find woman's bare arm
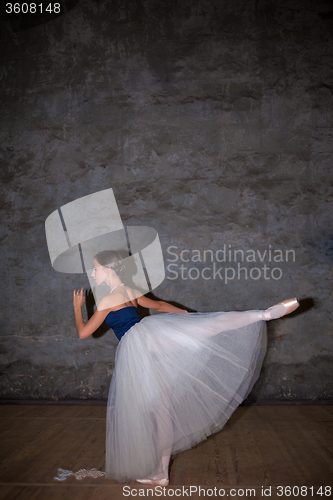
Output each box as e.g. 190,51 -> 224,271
73,288 -> 111,339
136,294 -> 188,313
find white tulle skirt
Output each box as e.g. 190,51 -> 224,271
105,310 -> 267,481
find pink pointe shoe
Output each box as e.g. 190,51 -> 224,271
136,476 -> 169,487
260,298 -> 300,321
136,466 -> 169,487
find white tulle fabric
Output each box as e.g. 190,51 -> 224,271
106,310 -> 266,481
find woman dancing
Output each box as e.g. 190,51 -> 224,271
73,250 -> 299,486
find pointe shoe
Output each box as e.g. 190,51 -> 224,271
260,298 -> 299,321
136,477 -> 169,486
136,465 -> 169,486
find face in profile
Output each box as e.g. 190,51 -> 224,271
91,259 -> 109,286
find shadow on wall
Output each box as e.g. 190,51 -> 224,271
5,0 -> 81,32
296,297 -> 314,316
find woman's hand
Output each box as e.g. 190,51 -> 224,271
73,288 -> 85,311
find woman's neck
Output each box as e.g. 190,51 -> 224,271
106,276 -> 122,290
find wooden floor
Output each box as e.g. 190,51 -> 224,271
0,404 -> 332,499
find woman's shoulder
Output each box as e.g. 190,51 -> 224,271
97,291 -> 124,311
97,288 -> 137,311
96,294 -> 112,312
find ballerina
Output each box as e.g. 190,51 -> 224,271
72,250 -> 299,486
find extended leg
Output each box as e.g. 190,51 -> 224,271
204,298 -> 299,338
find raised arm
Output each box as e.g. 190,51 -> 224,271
136,294 -> 188,313
73,288 -> 110,339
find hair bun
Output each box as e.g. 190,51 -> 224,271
114,263 -> 126,277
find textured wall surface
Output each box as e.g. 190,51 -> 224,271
0,0 -> 332,401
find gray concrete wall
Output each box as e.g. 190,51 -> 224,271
0,0 -> 332,401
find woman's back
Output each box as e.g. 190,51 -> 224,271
105,306 -> 140,341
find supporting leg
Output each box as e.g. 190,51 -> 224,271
155,400 -> 173,479
136,397 -> 173,485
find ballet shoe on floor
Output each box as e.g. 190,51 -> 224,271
260,298 -> 300,321
136,477 -> 169,486
136,465 -> 169,487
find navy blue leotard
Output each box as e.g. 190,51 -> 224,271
105,306 -> 141,341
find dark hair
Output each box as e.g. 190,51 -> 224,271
94,250 -> 126,277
